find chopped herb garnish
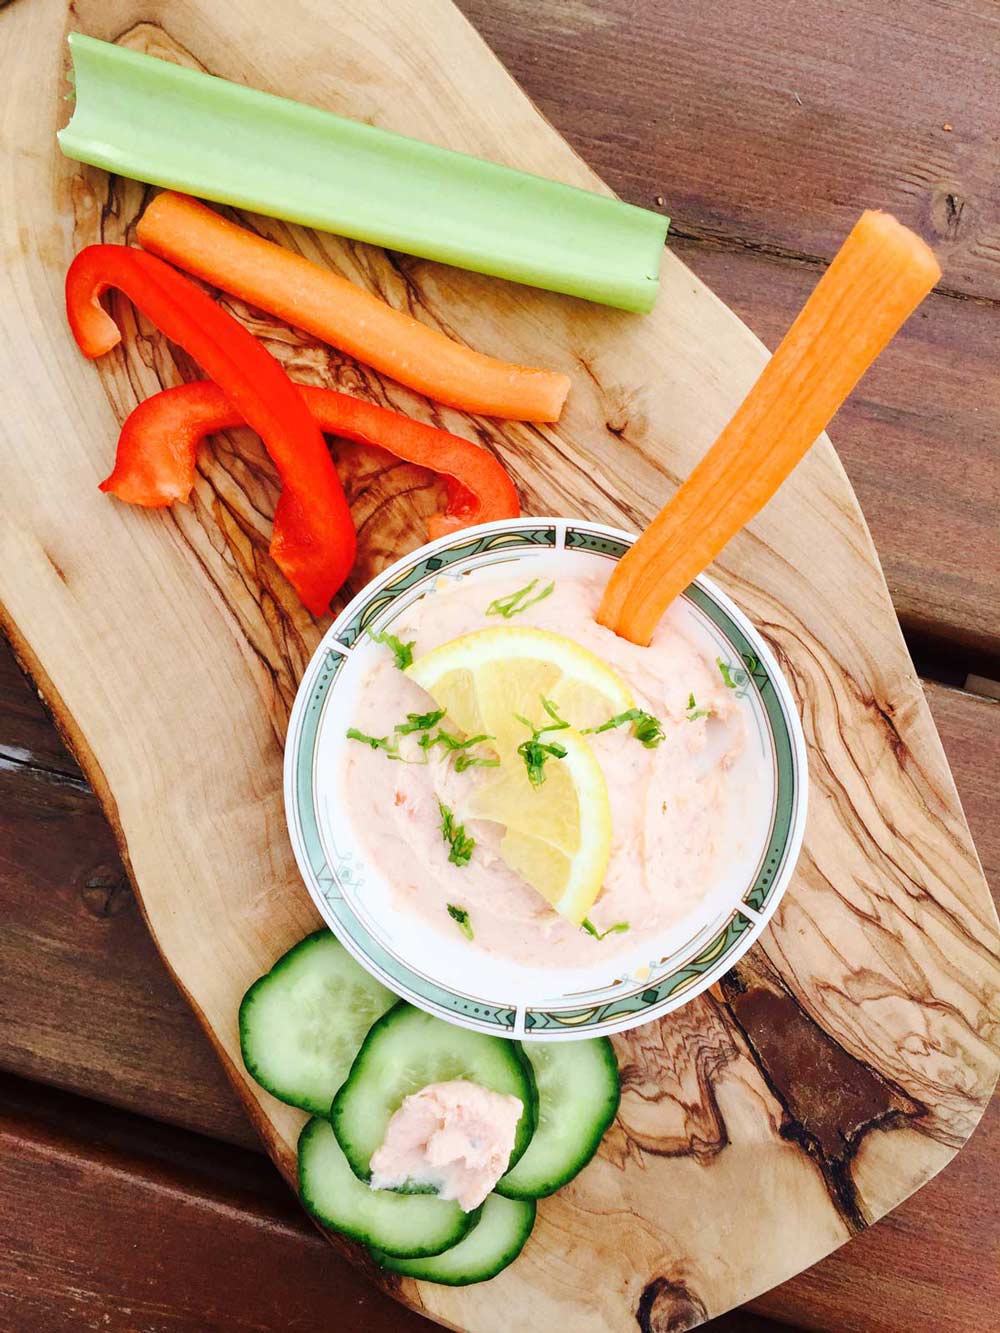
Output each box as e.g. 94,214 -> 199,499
454,752 -> 501,773
347,712 -> 499,771
686,693 -> 711,722
420,729 -> 491,753
439,801 -> 475,867
516,697 -> 570,787
345,727 -> 404,760
395,709 -> 445,735
630,712 -> 665,747
371,629 -> 415,670
581,918 -> 630,941
416,725 -> 498,774
717,658 -> 740,690
486,579 -> 555,620
518,736 -> 568,786
584,707 -> 664,749
446,903 -> 474,940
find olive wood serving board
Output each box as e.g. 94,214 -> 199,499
1,1 -> 997,1329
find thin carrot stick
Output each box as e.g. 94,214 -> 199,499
598,211 -> 941,645
136,192 -> 571,423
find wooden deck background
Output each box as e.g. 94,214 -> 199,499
1,0 -> 997,1328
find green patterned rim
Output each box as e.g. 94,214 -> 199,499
285,519 -> 807,1040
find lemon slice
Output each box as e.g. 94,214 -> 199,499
406,627 -> 628,923
405,626 -> 634,757
467,731 -> 612,923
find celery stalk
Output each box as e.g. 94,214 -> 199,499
58,34 -> 668,312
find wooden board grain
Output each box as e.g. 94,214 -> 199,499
1,2 -> 997,1330
0,665 -> 255,1150
3,629 -> 998,1331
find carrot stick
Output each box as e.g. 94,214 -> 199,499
598,211 -> 941,645
136,193 -> 571,423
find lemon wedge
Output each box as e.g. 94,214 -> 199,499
405,626 -> 634,757
406,627 -> 630,923
467,732 -> 612,923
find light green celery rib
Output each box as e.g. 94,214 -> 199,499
57,34 -> 669,313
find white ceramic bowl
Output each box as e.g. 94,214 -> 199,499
285,518 -> 807,1040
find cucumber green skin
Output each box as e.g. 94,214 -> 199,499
371,1192 -> 536,1285
495,1036 -> 620,1200
332,1001 -> 538,1190
239,930 -> 396,1114
298,1117 -> 480,1258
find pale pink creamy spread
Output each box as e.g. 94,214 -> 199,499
343,566 -> 753,968
369,1080 -> 523,1211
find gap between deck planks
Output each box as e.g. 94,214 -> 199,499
0,1074 -> 791,1333
1,635 -> 997,1333
457,0 -> 1000,305
0,967 -> 997,1333
455,0 -> 1000,660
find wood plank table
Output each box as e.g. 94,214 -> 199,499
2,1 -> 998,1329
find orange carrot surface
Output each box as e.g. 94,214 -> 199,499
136,192 -> 571,423
598,211 -> 941,645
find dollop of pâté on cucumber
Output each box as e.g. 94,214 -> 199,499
238,931 -> 621,1284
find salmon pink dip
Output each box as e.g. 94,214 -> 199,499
369,1080 -> 523,1211
342,563 -> 767,968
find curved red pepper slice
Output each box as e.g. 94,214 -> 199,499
101,381 -> 521,539
66,245 -> 355,616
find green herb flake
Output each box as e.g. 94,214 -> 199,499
454,753 -> 501,773
439,801 -> 476,867
632,713 -> 665,748
581,918 -> 630,941
417,726 -> 499,774
717,658 -> 740,690
446,903 -> 474,940
345,727 -> 403,760
420,729 -> 487,751
516,697 -> 570,787
486,579 -> 555,620
540,698 -> 569,728
371,629 -> 415,670
584,707 -> 664,749
395,709 -> 445,735
686,693 -> 711,722
419,728 -> 492,755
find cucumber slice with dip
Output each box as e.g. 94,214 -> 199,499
298,1117 -> 479,1258
242,939 -> 619,1280
332,1002 -> 537,1188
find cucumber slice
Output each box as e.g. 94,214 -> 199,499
239,931 -> 396,1113
371,1192 -> 535,1285
298,1117 -> 478,1257
496,1037 -> 619,1199
332,1003 -> 537,1187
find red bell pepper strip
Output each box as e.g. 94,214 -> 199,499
101,381 -> 521,539
65,245 -> 355,616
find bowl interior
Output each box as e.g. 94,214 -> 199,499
285,519 -> 806,1039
